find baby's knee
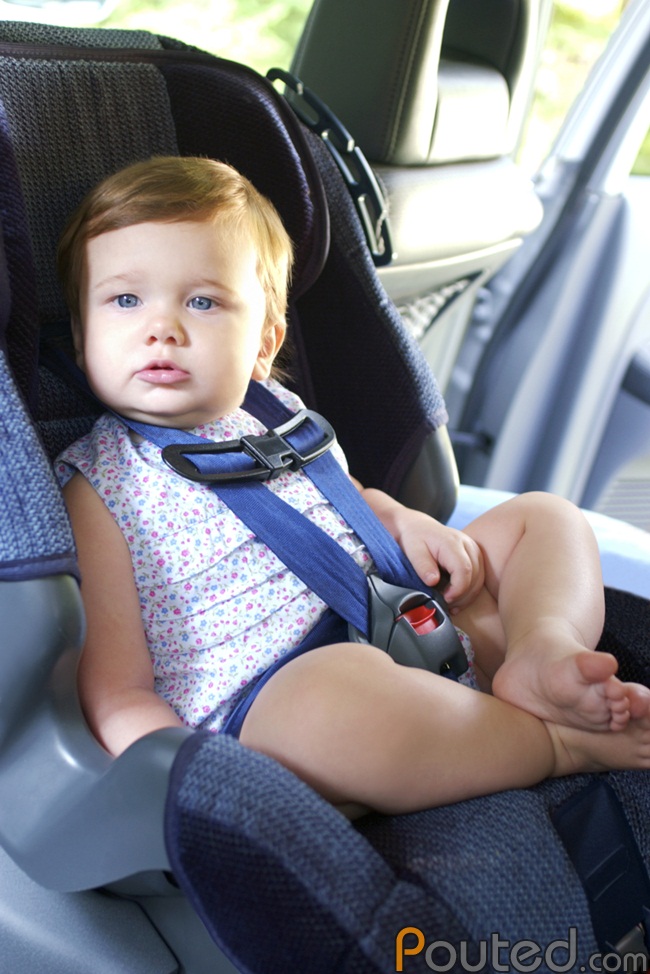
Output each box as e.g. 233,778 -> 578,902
509,490 -> 584,527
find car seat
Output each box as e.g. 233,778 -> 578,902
0,19 -> 456,973
2,17 -> 650,974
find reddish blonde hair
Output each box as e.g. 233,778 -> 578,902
57,155 -> 293,332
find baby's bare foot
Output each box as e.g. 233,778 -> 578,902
491,622 -> 650,731
547,698 -> 650,777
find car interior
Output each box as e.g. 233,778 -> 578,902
1,1 -> 649,972
290,0 -> 548,396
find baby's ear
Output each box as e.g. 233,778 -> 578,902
252,319 -> 286,380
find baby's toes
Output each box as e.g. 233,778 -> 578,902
626,684 -> 650,720
602,673 -> 626,703
576,651 -> 618,685
608,696 -> 630,731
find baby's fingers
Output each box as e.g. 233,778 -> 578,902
408,545 -> 442,590
443,540 -> 484,607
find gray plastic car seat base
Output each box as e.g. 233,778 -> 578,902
0,576 -> 192,891
0,844 -> 179,974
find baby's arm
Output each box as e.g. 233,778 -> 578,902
63,473 -> 185,756
354,482 -> 484,607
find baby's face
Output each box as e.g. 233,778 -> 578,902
74,218 -> 283,428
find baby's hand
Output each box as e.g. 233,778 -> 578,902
398,512 -> 485,608
355,484 -> 485,609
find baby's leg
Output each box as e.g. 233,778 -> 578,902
239,642 -> 650,816
455,492 -> 649,731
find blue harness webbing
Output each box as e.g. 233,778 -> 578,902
122,380 -> 428,637
118,380 -> 444,735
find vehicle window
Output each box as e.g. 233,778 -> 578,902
98,0 -> 636,175
519,0 -> 628,173
633,127 -> 650,176
99,0 -> 312,75
0,0 -> 638,174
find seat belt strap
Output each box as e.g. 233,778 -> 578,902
121,380 -> 428,633
242,380 -> 425,590
552,779 -> 650,962
235,384 -> 467,676
126,409 -> 374,634
119,381 -> 470,680
124,387 -> 468,676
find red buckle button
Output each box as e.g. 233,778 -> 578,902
399,604 -> 439,635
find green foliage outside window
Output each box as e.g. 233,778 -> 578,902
100,0 -> 311,71
3,0 -> 640,170
633,129 -> 650,177
94,0 -> 648,175
523,0 -> 649,174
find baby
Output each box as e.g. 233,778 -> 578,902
56,155 -> 650,817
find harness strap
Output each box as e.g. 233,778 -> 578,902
121,381 -> 427,639
244,381 -> 425,590
161,408 -> 336,484
552,779 -> 650,962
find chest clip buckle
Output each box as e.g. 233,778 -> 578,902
161,409 -> 336,484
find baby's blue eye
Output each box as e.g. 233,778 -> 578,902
115,293 -> 139,309
189,296 -> 214,311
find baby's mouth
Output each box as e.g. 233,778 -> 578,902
136,361 -> 190,384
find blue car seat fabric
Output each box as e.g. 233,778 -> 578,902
166,739 -> 650,972
0,215 -> 76,582
165,731 -> 474,974
0,343 -> 77,583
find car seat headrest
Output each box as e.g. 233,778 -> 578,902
0,27 -> 180,410
0,21 -> 330,419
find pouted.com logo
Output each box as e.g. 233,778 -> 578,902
395,926 -> 648,972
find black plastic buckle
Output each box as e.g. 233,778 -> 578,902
349,575 -> 468,677
162,409 -> 336,484
610,917 -> 650,971
267,67 -> 395,267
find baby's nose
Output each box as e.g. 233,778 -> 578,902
147,313 -> 186,345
